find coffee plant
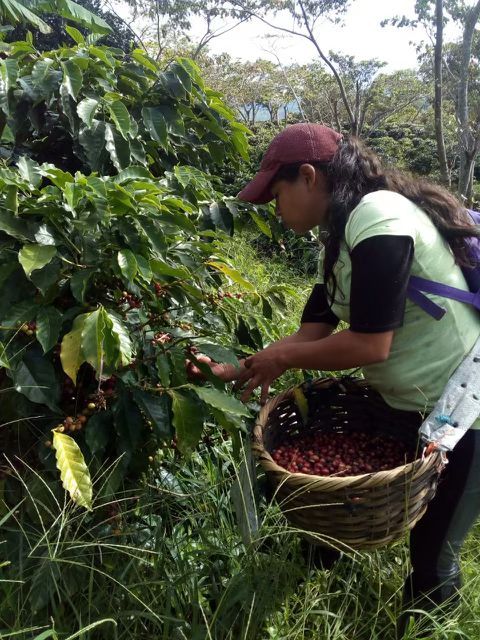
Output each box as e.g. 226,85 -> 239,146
0,36 -> 285,510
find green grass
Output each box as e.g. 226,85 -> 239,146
3,230 -> 480,639
3,435 -> 480,639
216,229 -> 316,335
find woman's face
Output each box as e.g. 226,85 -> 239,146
270,164 -> 330,234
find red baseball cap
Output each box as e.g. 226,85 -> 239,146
238,123 -> 342,204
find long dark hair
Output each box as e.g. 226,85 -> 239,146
273,136 -> 479,304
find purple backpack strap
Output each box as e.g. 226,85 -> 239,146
407,209 -> 480,319
407,275 -> 480,318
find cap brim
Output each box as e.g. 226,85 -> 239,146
237,167 -> 278,204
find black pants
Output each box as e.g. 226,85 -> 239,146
404,427 -> 480,606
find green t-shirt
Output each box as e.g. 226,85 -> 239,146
320,190 -> 480,416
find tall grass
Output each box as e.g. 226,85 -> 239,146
3,434 -> 480,639
3,230 -> 480,639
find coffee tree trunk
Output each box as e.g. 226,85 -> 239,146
457,0 -> 480,203
434,0 -> 450,186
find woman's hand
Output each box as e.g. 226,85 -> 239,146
235,348 -> 288,405
186,355 -> 246,383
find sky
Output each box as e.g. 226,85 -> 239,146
195,0 -> 425,72
113,0 -> 469,72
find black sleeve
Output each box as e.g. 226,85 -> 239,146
349,235 -> 414,333
301,283 -> 340,327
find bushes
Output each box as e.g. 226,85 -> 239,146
0,38 -> 291,509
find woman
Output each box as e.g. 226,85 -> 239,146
207,123 -> 480,627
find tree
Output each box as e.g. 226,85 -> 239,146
326,53 -> 386,135
388,0 -> 480,200
199,54 -> 294,124
0,36 -> 289,501
364,70 -> 431,135
454,0 -> 480,200
433,0 -> 450,184
0,0 -> 111,34
222,0 -> 391,134
5,0 -> 135,52
121,0 -> 248,60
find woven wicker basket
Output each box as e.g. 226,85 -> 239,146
253,376 -> 445,550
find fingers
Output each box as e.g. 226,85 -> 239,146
240,377 -> 259,403
239,374 -> 272,404
210,362 -> 242,382
186,355 -> 248,384
234,365 -> 254,388
260,382 -> 270,406
188,351 -> 275,405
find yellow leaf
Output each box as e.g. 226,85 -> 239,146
53,431 -> 93,510
60,313 -> 88,384
206,261 -> 255,292
293,386 -> 309,425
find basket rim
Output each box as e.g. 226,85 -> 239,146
252,376 -> 443,488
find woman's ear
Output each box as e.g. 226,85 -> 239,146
298,163 -> 317,188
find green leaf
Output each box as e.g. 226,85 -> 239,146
70,268 -> 94,303
108,101 -> 131,140
53,0 -> 111,34
117,249 -> 137,281
81,308 -> 106,373
207,261 -> 255,292
130,138 -> 147,165
17,156 -> 42,187
31,58 -> 61,97
36,306 -> 63,354
0,210 -> 34,241
13,351 -> 60,411
195,343 -> 239,367
132,389 -> 171,439
60,83 -> 78,131
190,386 -> 250,418
0,58 -> 18,92
136,254 -> 152,283
79,121 -> 106,172
250,211 -> 272,238
157,105 -> 185,136
132,50 -> 157,73
85,411 -> 112,456
103,311 -> 132,368
142,107 -> 167,146
61,60 -> 83,100
53,431 -> 93,510
77,97 -> 99,127
169,389 -> 204,456
0,300 -> 36,329
65,25 -> 85,44
156,354 -> 171,387
113,390 -> 143,453
0,1 -> 50,33
231,127 -> 249,161
208,202 -> 233,234
19,244 -> 56,277
113,166 -> 152,183
4,184 -> 17,212
60,313 -> 88,384
30,260 -> 61,295
150,259 -> 190,280
89,46 -> 115,68
105,123 -> 131,171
